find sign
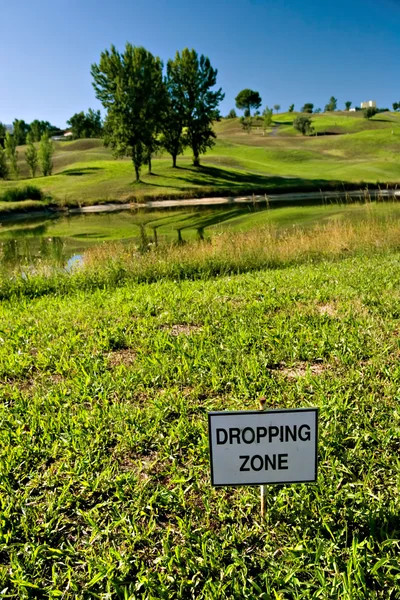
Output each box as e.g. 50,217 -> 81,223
208,408 -> 318,486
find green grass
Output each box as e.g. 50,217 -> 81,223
0,111 -> 399,213
1,244 -> 400,597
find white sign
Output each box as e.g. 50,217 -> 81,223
208,408 -> 318,486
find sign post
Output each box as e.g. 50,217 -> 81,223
208,405 -> 318,518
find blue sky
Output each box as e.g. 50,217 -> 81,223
1,0 -> 400,127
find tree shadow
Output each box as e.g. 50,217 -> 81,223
61,167 -> 103,177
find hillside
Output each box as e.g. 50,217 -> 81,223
1,111 -> 400,211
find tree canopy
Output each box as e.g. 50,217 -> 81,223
293,115 -> 314,136
325,96 -> 337,112
301,103 -> 314,114
67,109 -> 103,139
166,48 -> 224,167
91,44 -> 165,181
235,89 -> 262,116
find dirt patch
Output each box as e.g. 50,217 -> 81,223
272,360 -> 327,379
317,303 -> 337,317
161,324 -> 203,336
107,348 -> 137,368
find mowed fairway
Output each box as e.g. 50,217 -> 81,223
1,111 -> 400,212
1,248 -> 400,597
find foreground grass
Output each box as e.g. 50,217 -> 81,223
1,243 -> 400,597
0,112 -> 399,212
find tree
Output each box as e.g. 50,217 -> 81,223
263,107 -> 273,130
13,119 -> 29,145
0,122 -> 7,148
5,132 -> 19,178
240,115 -> 252,133
67,109 -> 103,139
235,89 -> 262,116
273,104 -> 281,113
288,104 -> 295,113
363,107 -> 377,120
226,109 -> 237,119
325,96 -> 337,112
293,115 -> 314,136
393,102 -> 399,112
301,103 -> 314,114
92,44 -> 165,181
0,147 -> 8,179
314,108 -> 322,114
39,133 -> 54,176
345,101 -> 352,111
25,132 -> 38,177
167,48 -> 224,167
161,60 -> 188,167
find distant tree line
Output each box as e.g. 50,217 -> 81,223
0,131 -> 54,180
91,44 -> 224,181
0,120 -> 59,148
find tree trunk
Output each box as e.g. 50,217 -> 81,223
193,153 -> 200,167
134,163 -> 140,182
148,155 -> 152,174
172,153 -> 177,168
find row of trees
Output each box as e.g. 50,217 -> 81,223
0,133 -> 54,180
66,109 -> 103,139
91,45 -> 224,181
229,94 -> 400,118
0,120 -> 59,147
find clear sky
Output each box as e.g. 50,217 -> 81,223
1,0 -> 400,127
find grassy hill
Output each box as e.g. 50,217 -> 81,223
1,111 -> 400,212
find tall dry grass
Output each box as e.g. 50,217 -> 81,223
83,216 -> 400,280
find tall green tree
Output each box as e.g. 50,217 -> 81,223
0,122 -> 6,148
273,104 -> 281,113
167,48 -> 224,167
5,132 -> 19,178
29,120 -> 59,142
393,102 -> 399,112
13,119 -> 29,145
288,104 -> 295,113
325,96 -> 337,112
235,89 -> 262,116
0,146 -> 8,179
263,107 -> 273,130
161,61 -> 188,167
39,133 -> 54,176
345,101 -> 352,111
91,44 -> 164,181
25,132 -> 38,177
66,109 -> 103,139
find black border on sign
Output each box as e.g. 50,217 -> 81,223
208,408 -> 318,487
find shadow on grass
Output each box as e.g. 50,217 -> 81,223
62,167 -> 103,177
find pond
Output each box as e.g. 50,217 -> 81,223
1,198 -> 400,270
0,204 -> 270,270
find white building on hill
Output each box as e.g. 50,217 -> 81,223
361,100 -> 377,109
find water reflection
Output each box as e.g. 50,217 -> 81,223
0,236 -> 67,268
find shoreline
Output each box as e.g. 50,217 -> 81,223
1,188 -> 399,222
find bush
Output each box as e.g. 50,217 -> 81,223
0,185 -> 44,202
293,115 -> 314,136
363,107 -> 378,120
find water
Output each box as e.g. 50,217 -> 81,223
0,204 -> 262,270
1,195 -> 399,271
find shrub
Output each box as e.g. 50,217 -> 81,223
363,107 -> 378,120
0,185 -> 44,202
293,115 -> 314,136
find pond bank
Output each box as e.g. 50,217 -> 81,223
2,188 -> 399,222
